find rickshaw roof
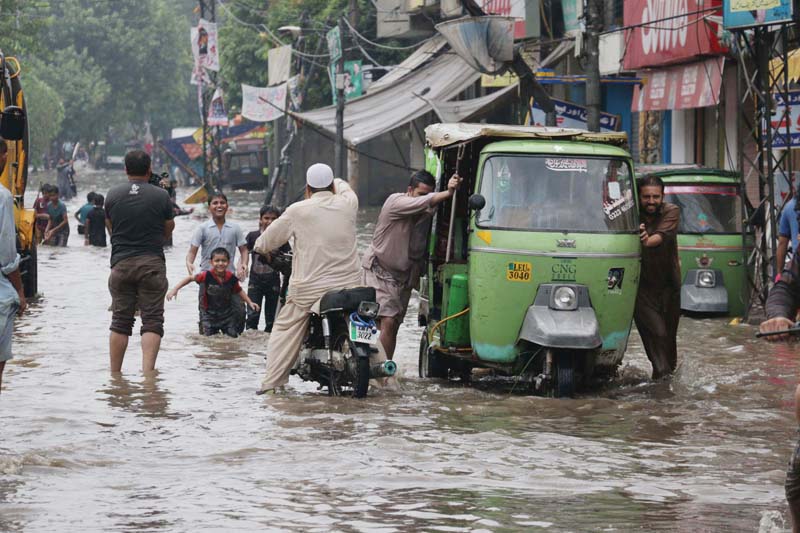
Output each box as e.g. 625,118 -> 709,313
636,164 -> 740,182
425,123 -> 628,149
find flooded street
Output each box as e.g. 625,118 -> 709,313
0,170 -> 796,531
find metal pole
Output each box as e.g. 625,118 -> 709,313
199,0 -> 208,187
334,17 -> 346,180
585,0 -> 601,132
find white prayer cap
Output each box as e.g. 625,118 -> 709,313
306,163 -> 334,188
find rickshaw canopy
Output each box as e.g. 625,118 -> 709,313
424,123 -> 628,149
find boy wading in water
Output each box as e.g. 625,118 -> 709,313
168,247 -> 259,337
245,205 -> 290,332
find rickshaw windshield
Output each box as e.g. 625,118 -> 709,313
476,155 -> 637,233
663,185 -> 742,234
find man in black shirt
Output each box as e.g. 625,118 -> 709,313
105,150 -> 174,372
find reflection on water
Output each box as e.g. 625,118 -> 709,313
0,170 -> 796,530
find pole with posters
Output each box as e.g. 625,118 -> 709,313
334,17 -> 346,180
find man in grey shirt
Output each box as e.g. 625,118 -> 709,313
362,170 -> 460,359
185,192 -> 249,333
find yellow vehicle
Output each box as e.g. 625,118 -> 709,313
0,51 -> 36,297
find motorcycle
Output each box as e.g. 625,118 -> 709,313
272,252 -> 397,398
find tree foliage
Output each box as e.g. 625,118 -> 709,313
22,72 -> 64,167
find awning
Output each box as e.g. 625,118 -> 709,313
770,48 -> 800,85
294,51 -> 481,145
427,83 -> 517,122
632,57 -> 724,112
367,36 -> 447,92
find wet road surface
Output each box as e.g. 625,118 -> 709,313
0,170 -> 796,531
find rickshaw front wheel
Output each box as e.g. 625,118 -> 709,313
419,331 -> 448,379
549,349 -> 576,398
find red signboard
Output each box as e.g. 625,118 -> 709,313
623,0 -> 725,70
631,57 -> 724,112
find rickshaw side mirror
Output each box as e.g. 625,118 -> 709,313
468,193 -> 486,211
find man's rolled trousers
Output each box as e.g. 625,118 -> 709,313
255,172 -> 377,392
634,202 -> 681,379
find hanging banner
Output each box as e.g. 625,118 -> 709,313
241,83 -> 286,122
562,0 -> 583,32
529,97 -> 621,132
191,18 -> 220,72
768,90 -> 800,148
208,88 -> 228,127
268,45 -> 292,86
326,26 -> 342,63
190,63 -> 210,86
623,0 -> 726,70
723,0 -> 794,29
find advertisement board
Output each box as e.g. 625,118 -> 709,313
530,97 -> 621,132
723,0 -> 794,29
623,0 -> 725,70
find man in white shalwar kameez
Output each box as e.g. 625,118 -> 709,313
255,163 -> 376,394
0,139 -> 27,393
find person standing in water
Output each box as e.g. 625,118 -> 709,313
633,175 -> 681,380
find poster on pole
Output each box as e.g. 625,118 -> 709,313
207,88 -> 228,127
330,61 -> 363,105
241,83 -> 286,122
191,18 -> 220,72
723,0 -> 794,29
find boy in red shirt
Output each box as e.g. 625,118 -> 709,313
167,247 -> 259,337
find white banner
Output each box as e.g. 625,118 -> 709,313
208,88 -> 228,127
241,83 -> 286,123
268,45 -> 292,86
191,18 -> 220,72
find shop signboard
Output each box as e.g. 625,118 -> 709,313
530,97 -> 621,132
723,0 -> 794,29
632,57 -> 724,111
623,0 -> 726,70
768,90 -> 800,148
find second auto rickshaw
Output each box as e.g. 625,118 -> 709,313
418,124 -> 640,396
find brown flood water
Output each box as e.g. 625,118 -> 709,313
0,170 -> 796,531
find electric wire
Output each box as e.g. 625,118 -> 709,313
342,16 -> 436,51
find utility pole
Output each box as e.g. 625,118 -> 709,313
199,0 -> 208,186
334,16 -> 346,180
585,0 -> 601,132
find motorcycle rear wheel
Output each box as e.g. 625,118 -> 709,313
352,353 -> 370,399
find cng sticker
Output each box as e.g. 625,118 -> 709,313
506,261 -> 532,282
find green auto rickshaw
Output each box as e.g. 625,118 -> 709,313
637,165 -> 751,317
418,124 -> 641,396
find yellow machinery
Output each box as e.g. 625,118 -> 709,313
0,51 -> 36,297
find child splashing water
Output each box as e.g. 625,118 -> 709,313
168,247 -> 260,337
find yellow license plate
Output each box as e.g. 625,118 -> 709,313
506,261 -> 532,282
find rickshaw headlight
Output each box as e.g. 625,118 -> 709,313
552,286 -> 578,311
697,270 -> 716,288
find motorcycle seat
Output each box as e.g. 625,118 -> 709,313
319,286 -> 376,314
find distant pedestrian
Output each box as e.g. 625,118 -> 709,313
105,150 -> 174,372
56,158 -> 75,200
75,191 -> 97,236
634,175 -> 681,380
43,186 -> 69,247
32,183 -> 52,243
84,193 -> 107,247
167,247 -> 260,337
185,192 -> 249,334
0,139 -> 27,393
245,205 -> 289,332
